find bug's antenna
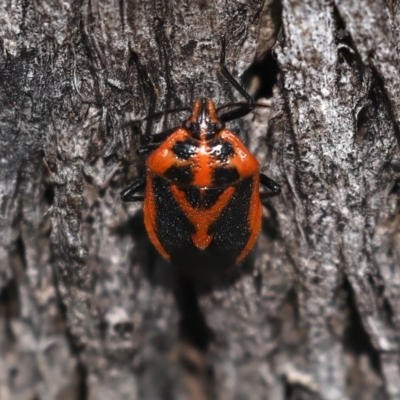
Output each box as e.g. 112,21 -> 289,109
216,102 -> 270,113
219,37 -> 254,104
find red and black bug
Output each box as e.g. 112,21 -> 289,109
121,45 -> 280,281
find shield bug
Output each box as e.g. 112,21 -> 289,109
121,45 -> 280,281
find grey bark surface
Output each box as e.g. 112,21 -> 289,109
1,1 -> 400,399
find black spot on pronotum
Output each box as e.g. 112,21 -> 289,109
165,165 -> 193,184
172,140 -> 198,160
209,139 -> 235,161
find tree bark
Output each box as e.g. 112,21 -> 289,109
1,1 -> 400,399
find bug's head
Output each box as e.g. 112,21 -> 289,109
183,98 -> 225,140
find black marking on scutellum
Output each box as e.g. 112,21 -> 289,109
179,186 -> 227,209
212,167 -> 240,185
181,186 -> 202,208
152,175 -> 195,253
152,176 -> 254,277
203,187 -> 227,208
208,177 -> 252,255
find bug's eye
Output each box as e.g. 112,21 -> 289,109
183,120 -> 192,130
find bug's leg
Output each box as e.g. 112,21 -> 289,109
218,37 -> 255,122
218,104 -> 254,123
150,125 -> 182,143
144,88 -> 157,143
120,176 -> 146,202
260,173 -> 281,196
138,62 -> 189,144
136,143 -> 161,157
135,57 -> 158,144
136,125 -> 184,157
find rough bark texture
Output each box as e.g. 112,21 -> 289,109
1,0 -> 400,399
